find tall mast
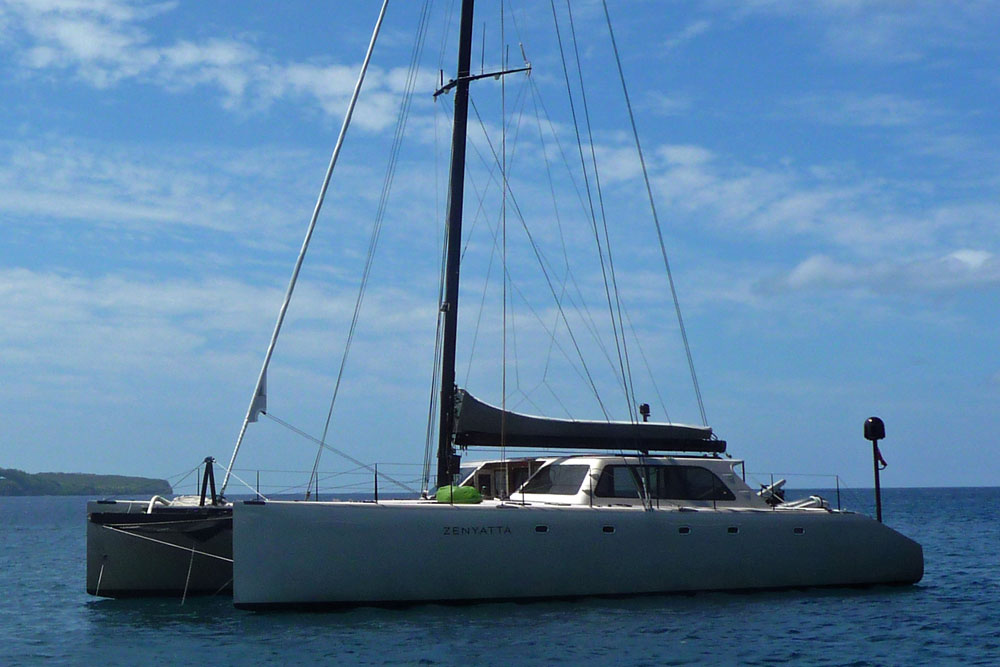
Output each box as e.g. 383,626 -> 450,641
436,0 -> 476,488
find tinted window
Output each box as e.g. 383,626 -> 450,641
665,466 -> 735,501
594,465 -> 640,498
595,465 -> 734,501
521,465 -> 589,495
455,465 -> 477,485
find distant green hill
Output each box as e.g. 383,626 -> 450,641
0,468 -> 172,497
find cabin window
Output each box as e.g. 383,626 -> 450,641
661,466 -> 736,502
455,465 -> 477,486
520,464 -> 589,495
594,465 -> 735,501
593,464 -> 641,498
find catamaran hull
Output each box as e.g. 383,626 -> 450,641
232,500 -> 922,608
87,500 -> 233,598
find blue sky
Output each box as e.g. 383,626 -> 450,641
1,0 -> 997,493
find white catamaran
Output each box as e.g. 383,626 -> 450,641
228,0 -> 923,609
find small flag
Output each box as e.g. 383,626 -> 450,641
875,443 -> 888,470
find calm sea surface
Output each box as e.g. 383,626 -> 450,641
2,488 -> 997,666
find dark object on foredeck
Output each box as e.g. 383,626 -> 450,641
199,457 -> 218,506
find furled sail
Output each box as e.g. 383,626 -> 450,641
453,389 -> 725,453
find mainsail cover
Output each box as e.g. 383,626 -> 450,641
453,389 -> 725,453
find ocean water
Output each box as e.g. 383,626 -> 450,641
2,488 -> 997,666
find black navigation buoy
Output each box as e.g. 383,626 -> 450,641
864,417 -> 887,523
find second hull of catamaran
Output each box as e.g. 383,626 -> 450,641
232,499 -> 923,609
87,500 -> 233,598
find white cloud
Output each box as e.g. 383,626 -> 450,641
0,137 -> 323,239
949,249 -> 992,269
0,264 -> 446,476
646,142 -> 1000,256
639,92 -> 692,117
728,0 -> 1000,64
0,0 -> 411,129
776,250 -> 1000,293
784,255 -> 861,289
591,145 -> 641,183
663,19 -> 712,52
659,144 -> 713,166
0,267 -> 439,397
788,93 -> 937,128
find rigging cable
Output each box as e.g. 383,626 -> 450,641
500,4 -> 509,493
622,302 -> 671,422
468,74 -> 584,419
465,94 -> 611,419
564,0 -> 638,422
524,79 -> 627,394
468,111 -> 611,419
551,0 -> 633,422
422,0 -> 460,497
602,0 -> 707,425
307,0 -> 435,497
459,82 -> 531,387
266,412 -> 418,494
220,0 -> 390,496
526,80 -> 574,402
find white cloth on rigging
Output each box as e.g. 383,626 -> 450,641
249,372 -> 266,423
